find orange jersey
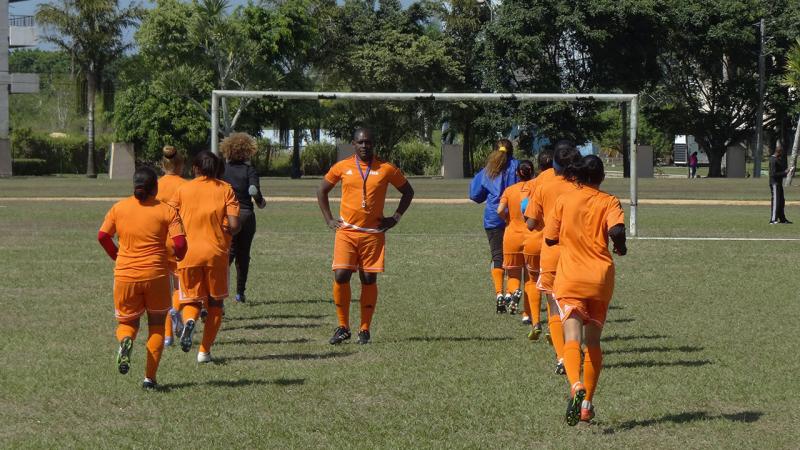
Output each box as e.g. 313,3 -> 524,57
500,180 -> 536,253
157,174 -> 188,270
324,156 -> 407,232
526,173 -> 579,272
545,186 -> 625,303
99,197 -> 185,282
170,176 -> 239,268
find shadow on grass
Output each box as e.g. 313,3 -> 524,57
224,322 -> 322,331
604,345 -> 704,355
248,299 -> 330,306
159,377 -> 305,392
604,359 -> 712,369
215,337 -> 311,346
225,314 -> 327,322
400,336 -> 514,343
217,351 -> 355,362
605,318 -> 635,324
602,410 -> 763,434
602,334 -> 668,342
608,305 -> 625,310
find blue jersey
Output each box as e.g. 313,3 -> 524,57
468,159 -> 520,229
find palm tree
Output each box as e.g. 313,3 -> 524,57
782,38 -> 800,186
36,0 -> 143,178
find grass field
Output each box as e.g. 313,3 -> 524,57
1,176 -> 799,448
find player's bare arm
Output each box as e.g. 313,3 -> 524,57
317,179 -> 342,230
379,181 -> 414,231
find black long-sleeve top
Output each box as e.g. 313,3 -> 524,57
769,155 -> 790,185
223,161 -> 261,211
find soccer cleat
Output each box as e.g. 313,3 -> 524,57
234,293 -> 246,303
116,337 -> 133,375
180,319 -> 196,353
521,315 -> 532,325
197,351 -> 212,363
555,359 -> 566,375
329,326 -> 352,345
142,378 -> 157,390
200,308 -> 208,323
528,323 -> 542,341
164,336 -> 173,347
580,402 -> 595,423
508,289 -> 522,315
357,330 -> 371,345
780,220 -> 793,224
566,382 -> 587,426
496,294 -> 507,314
504,293 -> 516,314
171,309 -> 183,338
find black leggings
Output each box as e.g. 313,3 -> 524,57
770,182 -> 787,222
230,209 -> 256,295
485,227 -> 505,269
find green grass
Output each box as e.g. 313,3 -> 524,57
1,180 -> 798,448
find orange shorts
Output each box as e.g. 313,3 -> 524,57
537,271 -> 556,293
114,276 -> 171,322
556,297 -> 610,328
524,254 -> 540,275
503,253 -> 524,269
177,265 -> 229,302
332,230 -> 385,273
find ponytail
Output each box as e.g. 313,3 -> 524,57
133,167 -> 158,201
517,160 -> 534,181
485,139 -> 514,178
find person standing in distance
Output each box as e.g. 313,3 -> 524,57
221,133 -> 266,303
469,139 -> 520,313
317,128 -> 414,345
769,142 -> 794,224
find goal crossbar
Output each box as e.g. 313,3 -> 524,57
210,90 -> 640,236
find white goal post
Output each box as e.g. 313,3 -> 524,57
210,90 -> 640,236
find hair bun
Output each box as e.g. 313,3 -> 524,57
163,146 -> 177,159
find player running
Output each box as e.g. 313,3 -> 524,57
496,160 -> 535,316
543,155 -> 627,426
317,127 -> 414,345
170,151 -> 240,363
98,167 -> 187,389
156,146 -> 187,347
521,150 -> 554,337
469,139 -> 520,313
525,141 -> 581,374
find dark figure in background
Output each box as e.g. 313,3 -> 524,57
689,152 -> 698,179
221,133 -> 267,302
769,142 -> 794,224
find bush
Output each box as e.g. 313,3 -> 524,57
11,127 -> 110,174
300,143 -> 337,176
12,158 -> 51,175
393,140 -> 437,175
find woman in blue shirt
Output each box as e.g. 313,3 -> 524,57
469,139 -> 519,313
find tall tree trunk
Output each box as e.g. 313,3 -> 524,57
463,119 -> 473,177
621,102 -> 630,178
85,71 -> 97,178
707,144 -> 724,177
291,128 -> 302,179
784,114 -> 800,187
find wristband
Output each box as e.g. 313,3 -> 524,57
392,212 -> 403,222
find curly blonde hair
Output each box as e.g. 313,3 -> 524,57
221,133 -> 257,163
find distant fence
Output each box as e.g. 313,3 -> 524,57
10,15 -> 35,27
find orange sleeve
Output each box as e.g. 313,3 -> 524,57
389,165 -> 408,188
168,187 -> 181,210
525,184 -> 544,222
324,162 -> 342,185
543,196 -> 563,241
166,205 -> 185,238
99,205 -> 117,236
606,197 -> 625,230
224,185 -> 240,217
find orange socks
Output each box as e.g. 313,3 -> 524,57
359,283 -> 378,331
583,345 -> 603,401
199,306 -> 222,353
116,321 -> 139,341
524,280 -> 540,323
547,299 -> 565,361
333,281 -> 351,329
563,340 -> 582,387
181,303 -> 201,322
491,267 -> 504,294
507,273 -> 521,294
164,311 -> 173,340
145,325 -> 165,380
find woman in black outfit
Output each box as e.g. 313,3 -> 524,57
221,133 -> 266,302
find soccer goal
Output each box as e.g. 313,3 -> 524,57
209,90 -> 640,236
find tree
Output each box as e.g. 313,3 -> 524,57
36,0 -> 143,177
781,38 -> 800,185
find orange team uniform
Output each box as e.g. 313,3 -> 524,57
545,186 -> 625,327
499,180 -> 536,269
324,156 -> 408,273
170,176 -> 239,301
99,197 -> 185,321
522,168 -> 556,273
525,173 -> 579,292
157,174 -> 188,273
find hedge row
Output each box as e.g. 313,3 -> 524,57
11,128 -> 110,174
12,158 -> 50,175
